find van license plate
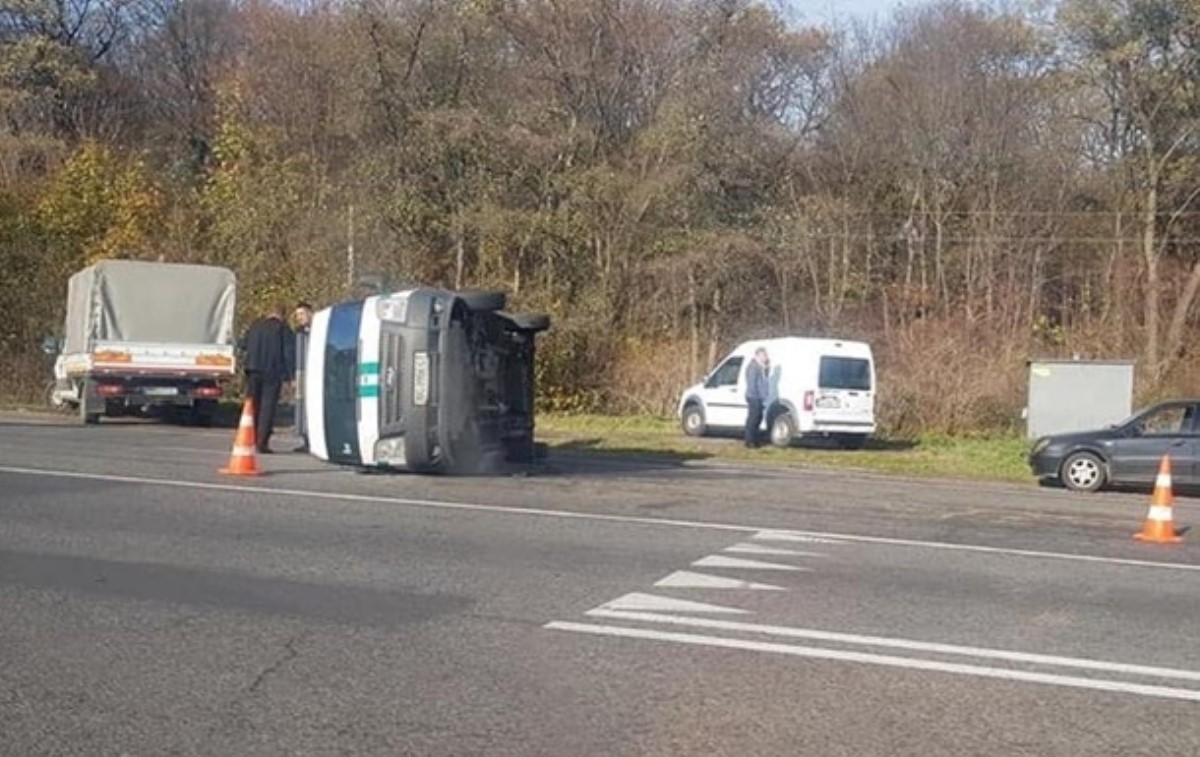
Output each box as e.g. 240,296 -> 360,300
815,396 -> 841,409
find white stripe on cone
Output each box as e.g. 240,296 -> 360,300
1156,473 -> 1172,488
1147,505 -> 1174,522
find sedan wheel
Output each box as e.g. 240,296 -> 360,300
1061,452 -> 1105,493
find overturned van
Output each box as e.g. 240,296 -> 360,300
305,288 -> 550,474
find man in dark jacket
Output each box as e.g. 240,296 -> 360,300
291,302 -> 313,453
239,304 -> 294,453
744,347 -> 770,448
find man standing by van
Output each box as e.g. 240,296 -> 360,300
745,347 -> 770,448
240,304 -> 293,454
291,302 -> 313,453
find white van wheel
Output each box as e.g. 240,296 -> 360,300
681,404 -> 706,437
769,413 -> 795,447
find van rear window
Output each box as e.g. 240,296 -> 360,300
819,356 -> 871,391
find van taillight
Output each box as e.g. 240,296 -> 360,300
803,390 -> 814,411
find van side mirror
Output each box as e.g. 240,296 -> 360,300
41,336 -> 61,355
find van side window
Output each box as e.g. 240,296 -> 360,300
706,357 -> 744,388
819,356 -> 872,391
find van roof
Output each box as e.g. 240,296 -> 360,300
733,337 -> 873,358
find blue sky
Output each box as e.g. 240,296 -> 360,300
793,0 -> 911,24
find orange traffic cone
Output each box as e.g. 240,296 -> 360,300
220,397 -> 262,476
1134,454 -> 1181,544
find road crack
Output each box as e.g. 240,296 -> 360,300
247,632 -> 308,695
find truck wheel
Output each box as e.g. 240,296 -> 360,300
80,382 -> 101,425
458,290 -> 507,312
189,400 -> 217,428
769,412 -> 796,447
44,380 -> 70,413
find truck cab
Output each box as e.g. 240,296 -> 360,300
305,288 -> 549,474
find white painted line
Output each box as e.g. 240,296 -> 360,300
543,622 -> 1200,702
1,465 -> 1199,574
598,593 -> 749,615
724,543 -> 825,558
584,609 -> 1200,684
655,571 -> 786,591
693,555 -> 803,571
754,531 -> 848,545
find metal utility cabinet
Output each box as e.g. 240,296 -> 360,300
1025,359 -> 1134,438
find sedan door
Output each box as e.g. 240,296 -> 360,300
1107,403 -> 1200,485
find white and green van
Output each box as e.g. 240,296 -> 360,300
305,288 -> 549,473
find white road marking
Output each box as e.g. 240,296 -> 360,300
1,465 -> 1199,574
583,609 -> 1200,684
724,543 -> 825,557
597,593 -> 749,615
754,530 -> 848,545
692,555 -> 804,571
654,571 -> 785,591
543,622 -> 1200,702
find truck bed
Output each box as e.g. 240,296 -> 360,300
62,341 -> 236,378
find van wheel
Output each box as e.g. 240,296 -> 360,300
508,313 -> 551,332
769,412 -> 795,447
459,290 -> 507,312
681,404 -> 706,437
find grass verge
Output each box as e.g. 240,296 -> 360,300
536,414 -> 1034,484
0,402 -> 1035,484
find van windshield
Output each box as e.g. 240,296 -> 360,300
819,356 -> 871,391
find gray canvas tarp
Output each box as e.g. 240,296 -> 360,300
64,260 -> 237,353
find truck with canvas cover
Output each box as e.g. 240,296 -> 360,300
46,260 -> 238,425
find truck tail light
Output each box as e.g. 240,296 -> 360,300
97,383 -> 124,397
803,390 -> 814,412
195,386 -> 222,399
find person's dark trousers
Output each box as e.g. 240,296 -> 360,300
245,371 -> 282,452
745,398 -> 765,447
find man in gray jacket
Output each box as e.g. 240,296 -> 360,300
744,347 -> 770,448
291,302 -> 313,453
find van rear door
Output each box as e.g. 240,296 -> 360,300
814,355 -> 873,426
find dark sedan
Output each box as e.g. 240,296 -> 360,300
1028,399 -> 1200,492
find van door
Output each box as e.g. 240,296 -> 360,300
700,355 -> 746,428
814,355 -> 873,427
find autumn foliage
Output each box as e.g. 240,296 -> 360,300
4,0 -> 1200,435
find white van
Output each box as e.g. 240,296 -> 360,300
677,337 -> 876,448
305,287 -> 548,473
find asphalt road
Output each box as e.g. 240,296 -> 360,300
2,412 -> 1199,756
